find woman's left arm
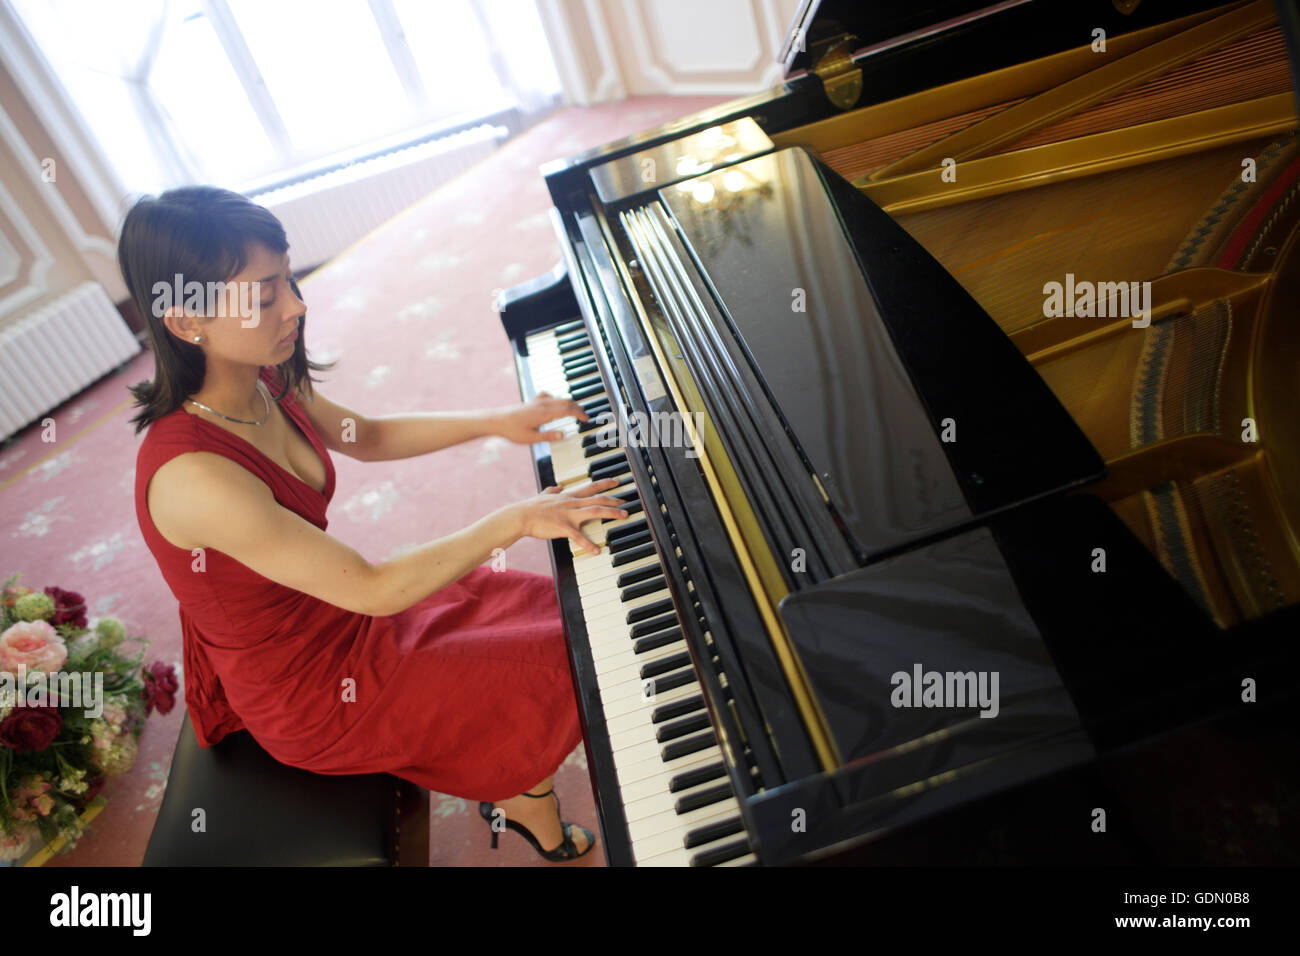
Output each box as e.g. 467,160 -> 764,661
297,386 -> 588,461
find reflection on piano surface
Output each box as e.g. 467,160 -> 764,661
499,0 -> 1300,865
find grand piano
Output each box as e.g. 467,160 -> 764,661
497,0 -> 1300,866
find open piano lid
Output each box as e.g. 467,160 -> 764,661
777,1 -> 1267,98
779,0 -> 1012,78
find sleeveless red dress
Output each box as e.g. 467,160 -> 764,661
133,366 -> 583,800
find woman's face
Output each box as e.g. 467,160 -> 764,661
167,243 -> 305,364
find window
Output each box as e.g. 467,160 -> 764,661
11,0 -> 561,195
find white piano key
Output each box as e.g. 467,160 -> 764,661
627,795 -> 740,848
523,324 -> 749,867
611,742 -> 718,787
621,775 -> 731,824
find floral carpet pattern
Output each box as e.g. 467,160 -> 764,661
0,94 -> 732,866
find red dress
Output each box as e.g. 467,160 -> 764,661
133,366 -> 583,800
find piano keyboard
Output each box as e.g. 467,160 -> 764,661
523,320 -> 757,867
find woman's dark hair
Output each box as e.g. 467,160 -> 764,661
120,185 -> 336,434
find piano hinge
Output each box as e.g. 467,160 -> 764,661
809,471 -> 832,507
812,35 -> 862,111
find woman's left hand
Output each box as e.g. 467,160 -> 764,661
493,392 -> 589,444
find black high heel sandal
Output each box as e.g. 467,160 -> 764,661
479,789 -> 595,862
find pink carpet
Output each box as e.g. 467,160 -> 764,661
0,94 -> 732,867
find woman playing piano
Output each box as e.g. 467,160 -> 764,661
124,186 -> 627,861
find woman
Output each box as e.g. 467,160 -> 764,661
125,186 -> 628,861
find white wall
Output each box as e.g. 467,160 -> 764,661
537,0 -> 803,105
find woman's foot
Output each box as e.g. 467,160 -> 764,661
493,788 -> 592,856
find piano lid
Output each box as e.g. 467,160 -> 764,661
779,0 -> 1026,79
655,146 -> 1104,565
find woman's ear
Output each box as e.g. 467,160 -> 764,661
162,306 -> 200,343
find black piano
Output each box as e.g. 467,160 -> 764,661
497,0 -> 1300,866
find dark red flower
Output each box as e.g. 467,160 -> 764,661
43,586 -> 87,629
79,774 -> 106,805
0,705 -> 63,751
142,661 -> 178,716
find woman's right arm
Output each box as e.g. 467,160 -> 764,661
150,454 -> 627,616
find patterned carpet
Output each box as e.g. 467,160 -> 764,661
0,93 -> 732,866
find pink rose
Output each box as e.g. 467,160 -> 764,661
0,620 -> 67,673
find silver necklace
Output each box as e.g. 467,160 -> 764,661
187,380 -> 271,426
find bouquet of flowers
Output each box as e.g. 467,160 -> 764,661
0,572 -> 177,862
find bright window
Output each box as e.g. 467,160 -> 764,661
10,0 -> 561,195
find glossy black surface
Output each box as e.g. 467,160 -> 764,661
750,492 -> 1298,864
616,202 -> 857,585
589,118 -> 773,205
661,147 -> 1103,564
779,526 -> 1079,766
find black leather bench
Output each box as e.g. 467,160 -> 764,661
143,711 -> 428,866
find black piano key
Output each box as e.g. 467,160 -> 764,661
558,337 -> 590,355
553,320 -> 584,335
623,499 -> 644,516
683,815 -> 745,849
655,710 -> 711,743
581,428 -> 618,449
585,440 -> 621,459
627,596 -> 674,624
641,651 -> 691,681
629,612 -> 679,638
586,451 -> 625,473
578,416 -> 609,434
690,838 -> 751,867
674,781 -> 733,815
556,329 -> 587,345
662,730 -> 716,762
589,462 -> 629,483
609,527 -> 652,552
562,352 -> 594,371
669,760 -> 727,793
645,668 -> 697,696
570,382 -> 606,402
613,542 -> 658,567
608,520 -> 650,547
567,373 -> 602,392
621,575 -> 666,601
566,360 -> 598,378
633,627 -> 683,654
652,694 -> 705,725
616,562 -> 662,588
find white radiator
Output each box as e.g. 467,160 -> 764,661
253,124 -> 508,271
0,282 -> 141,441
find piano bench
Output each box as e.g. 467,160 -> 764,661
142,711 -> 429,866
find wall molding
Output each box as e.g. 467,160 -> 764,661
0,0 -> 128,234
0,176 -> 54,319
0,102 -> 118,262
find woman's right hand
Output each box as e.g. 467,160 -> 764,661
505,477 -> 630,555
